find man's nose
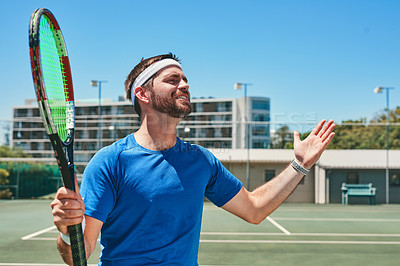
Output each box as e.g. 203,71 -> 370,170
179,79 -> 189,92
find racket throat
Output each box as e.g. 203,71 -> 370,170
49,133 -> 74,190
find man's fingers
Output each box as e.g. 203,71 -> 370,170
320,121 -> 335,141
55,186 -> 80,200
53,215 -> 85,231
60,198 -> 84,209
53,206 -> 85,218
322,132 -> 335,149
51,186 -> 85,235
293,130 -> 301,145
52,198 -> 85,228
317,120 -> 334,137
51,188 -> 85,216
312,119 -> 327,135
60,209 -> 85,219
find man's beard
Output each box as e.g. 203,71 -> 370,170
151,91 -> 192,119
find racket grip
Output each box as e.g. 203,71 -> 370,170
68,223 -> 87,266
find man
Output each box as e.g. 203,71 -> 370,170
51,53 -> 335,265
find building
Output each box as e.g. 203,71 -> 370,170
8,97 -> 400,203
181,96 -> 270,149
210,149 -> 400,204
11,96 -> 271,174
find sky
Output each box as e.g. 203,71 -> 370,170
1,0 -> 400,142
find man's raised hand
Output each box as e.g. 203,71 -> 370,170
293,119 -> 335,169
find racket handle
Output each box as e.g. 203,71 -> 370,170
68,223 -> 87,266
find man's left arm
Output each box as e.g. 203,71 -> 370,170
222,119 -> 335,224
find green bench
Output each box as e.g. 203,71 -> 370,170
341,183 -> 376,205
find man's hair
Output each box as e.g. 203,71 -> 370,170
124,53 -> 180,117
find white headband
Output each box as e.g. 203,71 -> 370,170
131,58 -> 182,102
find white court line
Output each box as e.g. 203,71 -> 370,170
24,237 -> 101,243
21,226 -> 57,240
23,237 -> 56,241
200,239 -> 400,245
275,217 -> 400,222
266,216 -> 291,235
24,230 -> 400,241
0,263 -> 221,266
0,263 -> 97,266
202,232 -> 285,236
292,233 -> 400,237
24,232 -> 400,245
27,232 -> 400,242
201,232 -> 400,237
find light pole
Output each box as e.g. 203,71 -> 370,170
91,80 -> 107,150
234,82 -> 252,190
183,127 -> 191,142
108,125 -> 116,141
374,86 -> 394,204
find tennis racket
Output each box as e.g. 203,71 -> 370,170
29,8 -> 87,266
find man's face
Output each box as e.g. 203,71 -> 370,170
149,66 -> 192,119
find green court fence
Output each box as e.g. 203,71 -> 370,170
0,159 -> 61,199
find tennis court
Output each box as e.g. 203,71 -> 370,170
1,200 -> 400,265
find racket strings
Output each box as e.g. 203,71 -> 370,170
39,15 -> 69,142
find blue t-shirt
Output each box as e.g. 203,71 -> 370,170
80,134 -> 242,265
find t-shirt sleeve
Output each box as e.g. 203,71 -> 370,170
80,146 -> 118,223
201,148 -> 243,207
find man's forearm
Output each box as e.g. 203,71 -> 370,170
57,234 -> 74,265
223,163 -> 306,225
223,120 -> 334,225
57,234 -> 94,265
250,164 -> 305,223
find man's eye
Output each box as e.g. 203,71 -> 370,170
167,79 -> 178,84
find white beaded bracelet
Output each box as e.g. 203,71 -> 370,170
291,159 -> 310,175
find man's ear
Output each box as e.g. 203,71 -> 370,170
134,86 -> 150,104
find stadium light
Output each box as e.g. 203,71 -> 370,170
91,80 -> 107,150
374,86 -> 394,204
234,82 -> 252,190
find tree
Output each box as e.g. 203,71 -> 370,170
0,146 -> 30,198
325,106 -> 400,149
0,145 -> 31,158
277,125 -> 289,148
0,168 -> 12,199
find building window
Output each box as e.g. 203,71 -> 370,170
203,102 -> 216,112
252,126 -> 268,136
253,140 -> 269,149
116,106 -> 127,114
199,141 -> 231,149
101,106 -> 112,115
391,173 -> 400,186
265,170 -> 275,182
193,103 -> 203,112
88,107 -> 98,115
32,109 -> 40,116
217,102 -> 232,112
76,107 -> 84,116
14,109 -> 28,117
253,113 -> 269,122
346,172 -> 359,184
252,100 -> 269,110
